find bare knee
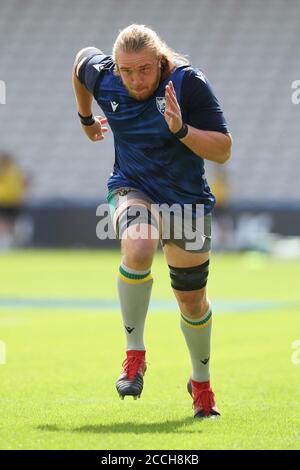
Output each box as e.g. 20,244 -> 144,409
175,290 -> 209,319
122,238 -> 156,270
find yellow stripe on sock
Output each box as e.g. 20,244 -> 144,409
181,312 -> 212,329
118,272 -> 153,284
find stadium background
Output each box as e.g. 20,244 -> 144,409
0,0 -> 300,451
1,0 -> 300,249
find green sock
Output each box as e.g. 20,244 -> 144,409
180,304 -> 212,382
117,263 -> 153,351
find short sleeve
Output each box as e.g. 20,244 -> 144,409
78,52 -> 114,94
181,68 -> 229,134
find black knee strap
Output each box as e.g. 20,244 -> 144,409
116,204 -> 158,239
168,260 -> 210,291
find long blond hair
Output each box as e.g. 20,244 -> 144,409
112,24 -> 189,79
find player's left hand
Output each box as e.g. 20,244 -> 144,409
164,81 -> 183,134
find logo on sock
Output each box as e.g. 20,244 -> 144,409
125,326 -> 135,334
201,357 -> 210,365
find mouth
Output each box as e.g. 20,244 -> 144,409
128,87 -> 150,101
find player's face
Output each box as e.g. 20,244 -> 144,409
117,49 -> 161,101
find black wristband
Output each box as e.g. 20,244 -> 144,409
174,123 -> 188,139
78,112 -> 95,126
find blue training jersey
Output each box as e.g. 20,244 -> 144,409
78,52 -> 229,214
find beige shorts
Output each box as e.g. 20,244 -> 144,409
106,186 -> 212,253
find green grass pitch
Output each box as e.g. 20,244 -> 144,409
0,249 -> 300,450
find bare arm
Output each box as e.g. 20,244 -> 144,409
164,80 -> 232,164
72,59 -> 94,116
72,49 -> 108,142
180,127 -> 232,164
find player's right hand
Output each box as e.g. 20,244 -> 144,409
81,116 -> 109,141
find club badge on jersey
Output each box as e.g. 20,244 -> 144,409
156,97 -> 166,115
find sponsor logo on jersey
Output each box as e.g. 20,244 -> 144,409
93,64 -> 104,72
196,71 -> 206,83
111,101 -> 119,112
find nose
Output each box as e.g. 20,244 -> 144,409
130,72 -> 144,89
